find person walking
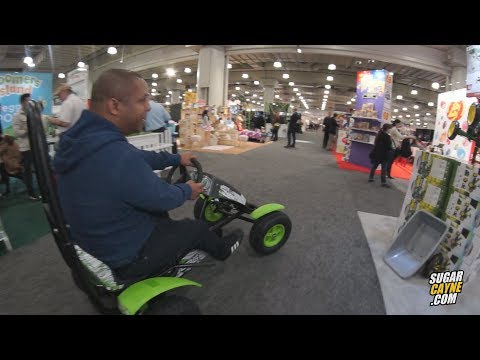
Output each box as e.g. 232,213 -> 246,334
368,123 -> 394,188
285,108 -> 301,148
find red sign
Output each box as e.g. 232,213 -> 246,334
446,101 -> 464,121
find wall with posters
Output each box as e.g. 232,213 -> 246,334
432,88 -> 476,162
0,72 -> 53,135
355,69 -> 392,121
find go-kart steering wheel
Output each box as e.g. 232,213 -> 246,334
165,158 -> 203,184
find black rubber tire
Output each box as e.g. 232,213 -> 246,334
249,211 -> 291,255
422,253 -> 445,278
193,197 -> 224,225
144,295 -> 201,315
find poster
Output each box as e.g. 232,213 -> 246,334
466,45 -> 480,99
0,72 -> 53,135
355,70 -> 391,120
432,88 -> 476,162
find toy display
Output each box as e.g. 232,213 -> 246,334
396,150 -> 480,282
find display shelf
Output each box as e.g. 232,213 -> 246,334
350,139 -> 374,145
348,116 -> 383,168
350,128 -> 378,133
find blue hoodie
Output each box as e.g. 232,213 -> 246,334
53,110 -> 192,269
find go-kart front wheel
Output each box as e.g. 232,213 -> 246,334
249,211 -> 291,255
194,197 -> 224,225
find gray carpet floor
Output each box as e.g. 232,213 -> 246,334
0,131 -> 408,314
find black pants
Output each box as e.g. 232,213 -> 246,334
271,126 -> 279,141
369,159 -> 388,184
287,128 -> 296,147
323,131 -> 330,149
21,150 -> 36,196
386,149 -> 398,177
114,217 -> 229,280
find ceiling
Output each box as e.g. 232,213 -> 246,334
0,45 -> 468,129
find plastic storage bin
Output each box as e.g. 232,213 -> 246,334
384,210 -> 448,279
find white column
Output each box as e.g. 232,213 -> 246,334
448,46 -> 467,91
451,66 -> 467,90
196,46 -> 228,107
262,79 -> 277,112
171,90 -> 181,104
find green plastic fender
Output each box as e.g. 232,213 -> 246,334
250,203 -> 285,220
117,277 -> 202,315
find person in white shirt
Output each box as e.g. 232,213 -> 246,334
386,119 -> 416,179
49,84 -> 86,135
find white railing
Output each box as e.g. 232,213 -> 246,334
127,129 -> 173,153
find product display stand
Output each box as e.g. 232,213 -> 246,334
347,117 -> 382,168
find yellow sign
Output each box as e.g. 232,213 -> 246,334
184,91 -> 197,105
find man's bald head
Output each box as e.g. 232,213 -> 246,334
90,69 -> 144,106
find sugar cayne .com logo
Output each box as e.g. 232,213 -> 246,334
428,270 -> 463,306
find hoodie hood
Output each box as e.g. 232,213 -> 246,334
53,110 -> 126,174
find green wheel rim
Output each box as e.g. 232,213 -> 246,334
263,224 -> 285,247
204,203 -> 223,222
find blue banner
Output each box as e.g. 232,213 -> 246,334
0,72 -> 53,135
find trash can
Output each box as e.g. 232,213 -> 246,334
384,210 -> 448,279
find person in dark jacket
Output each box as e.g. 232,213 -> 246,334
271,111 -> 281,141
285,108 -> 301,148
53,68 -> 243,280
322,112 -> 337,150
368,123 -> 394,187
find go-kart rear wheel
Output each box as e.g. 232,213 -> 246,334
194,197 -> 224,225
249,211 -> 291,255
142,295 -> 201,315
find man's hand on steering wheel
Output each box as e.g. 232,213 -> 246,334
180,152 -> 196,166
186,180 -> 204,200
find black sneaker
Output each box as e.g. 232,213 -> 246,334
381,183 -> 391,188
368,179 -> 374,182
221,229 -> 244,260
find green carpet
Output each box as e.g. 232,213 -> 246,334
0,180 -> 51,255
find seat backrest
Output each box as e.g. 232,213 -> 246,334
25,101 -> 127,293
25,101 -> 78,268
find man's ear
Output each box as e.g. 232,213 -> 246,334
106,98 -> 121,116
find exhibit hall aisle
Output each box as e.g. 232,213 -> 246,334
0,132 -> 408,314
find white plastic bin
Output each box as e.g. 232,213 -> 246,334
384,210 -> 448,279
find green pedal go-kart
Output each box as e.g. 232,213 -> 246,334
165,160 -> 292,255
25,100 -> 291,315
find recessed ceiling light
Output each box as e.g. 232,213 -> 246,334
77,61 -> 85,68
242,73 -> 249,79
288,82 -> 294,86
152,73 -> 158,79
282,74 -> 290,79
254,80 -> 260,85
107,47 -> 117,55
23,56 -> 33,65
58,73 -> 65,79
227,64 -> 232,69
411,89 -> 418,95
326,76 -> 334,81
184,67 -> 192,73
273,61 -> 282,68
328,64 -> 336,70
428,102 -> 435,106
396,95 -> 403,100
325,85 -> 331,90
431,82 -> 440,89
166,68 -> 176,77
